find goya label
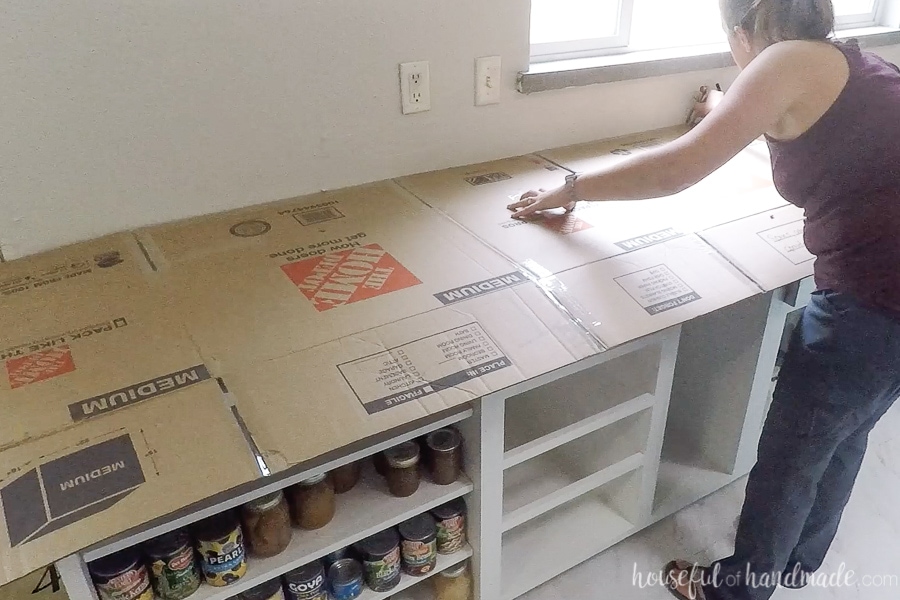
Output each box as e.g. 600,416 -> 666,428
363,547 -> 401,592
150,546 -> 201,600
96,566 -> 153,600
286,574 -> 327,600
436,515 -> 466,554
401,539 -> 437,574
197,529 -> 247,587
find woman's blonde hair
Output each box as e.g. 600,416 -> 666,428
720,0 -> 835,44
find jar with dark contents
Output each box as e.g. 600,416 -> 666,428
433,562 -> 473,600
328,559 -> 364,600
426,428 -> 463,485
330,461 -> 362,494
373,451 -> 389,477
143,529 -> 201,600
288,474 -> 336,530
354,528 -> 402,592
89,548 -> 153,600
398,514 -> 438,576
383,441 -> 421,498
237,578 -> 286,600
431,498 -> 468,555
191,510 -> 247,587
242,491 -> 292,557
283,562 -> 327,600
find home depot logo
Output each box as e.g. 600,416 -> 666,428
536,213 -> 594,235
282,244 -> 421,311
6,346 -> 76,389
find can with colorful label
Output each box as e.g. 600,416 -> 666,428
192,510 -> 248,587
89,549 -> 154,600
431,498 -> 467,555
328,559 -> 364,600
284,562 -> 327,600
398,514 -> 438,576
144,529 -> 201,600
354,529 -> 402,592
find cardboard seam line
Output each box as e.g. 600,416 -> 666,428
215,378 -> 271,477
695,232 -> 767,296
391,179 -> 608,355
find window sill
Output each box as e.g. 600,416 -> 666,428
518,26 -> 900,94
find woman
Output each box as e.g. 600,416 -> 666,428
509,1 -> 900,599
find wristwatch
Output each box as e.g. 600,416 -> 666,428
563,172 -> 583,210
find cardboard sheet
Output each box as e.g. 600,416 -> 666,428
140,182 -> 599,471
0,237 -> 260,585
545,235 -> 762,348
699,205 -> 814,292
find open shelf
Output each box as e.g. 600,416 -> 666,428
504,345 -> 660,456
503,409 -> 651,531
188,467 -> 472,600
651,459 -> 740,522
501,471 -> 640,600
359,545 -> 473,600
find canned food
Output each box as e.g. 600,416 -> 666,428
328,559 -> 364,600
284,562 -> 327,600
354,528 -> 402,592
323,547 -> 354,569
144,529 -> 201,600
431,498 -> 467,554
192,510 -> 248,587
89,548 -> 153,600
237,578 -> 287,600
398,514 -> 438,576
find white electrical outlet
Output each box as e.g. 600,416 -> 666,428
475,56 -> 501,106
400,61 -> 431,115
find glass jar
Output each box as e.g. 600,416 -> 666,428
238,578 -> 286,600
191,510 -> 248,587
331,461 -> 362,494
373,452 -> 389,477
288,474 -> 336,530
384,441 -> 421,498
431,498 -> 467,555
242,491 -> 292,558
426,428 -> 463,485
398,514 -> 438,576
89,548 -> 154,600
143,529 -> 201,600
433,562 -> 473,600
354,528 -> 402,592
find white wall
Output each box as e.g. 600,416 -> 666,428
2,1 -> 899,260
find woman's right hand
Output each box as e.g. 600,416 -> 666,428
507,187 -> 576,220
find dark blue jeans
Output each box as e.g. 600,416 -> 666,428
704,290 -> 900,600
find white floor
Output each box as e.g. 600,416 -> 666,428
521,402 -> 900,600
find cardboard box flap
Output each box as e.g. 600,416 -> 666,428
547,234 -> 762,348
0,235 -> 150,302
698,205 -> 814,292
225,284 -> 597,473
0,384 -> 260,586
151,181 -> 595,368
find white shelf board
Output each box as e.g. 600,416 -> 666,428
187,468 -> 472,600
501,493 -> 635,600
503,393 -> 655,469
359,545 -> 473,600
502,452 -> 644,532
650,459 -> 742,523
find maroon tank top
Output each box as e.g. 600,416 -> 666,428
766,40 -> 900,317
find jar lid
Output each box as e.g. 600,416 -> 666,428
431,497 -> 467,520
237,578 -> 283,600
328,558 -> 363,584
384,441 -> 420,468
426,428 -> 462,453
89,548 -> 142,579
245,491 -> 284,513
440,563 -> 468,578
191,510 -> 240,542
355,528 -> 400,559
298,473 -> 327,486
143,529 -> 191,558
398,513 -> 436,542
284,561 -> 325,584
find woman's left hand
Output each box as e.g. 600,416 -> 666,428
507,186 -> 576,219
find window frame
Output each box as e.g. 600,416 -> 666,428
529,0 -> 888,64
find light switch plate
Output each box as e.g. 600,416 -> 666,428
475,56 -> 501,106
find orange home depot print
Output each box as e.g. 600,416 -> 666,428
282,244 -> 422,312
6,346 -> 76,389
536,213 -> 594,235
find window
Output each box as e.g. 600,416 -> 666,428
530,0 -> 888,63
